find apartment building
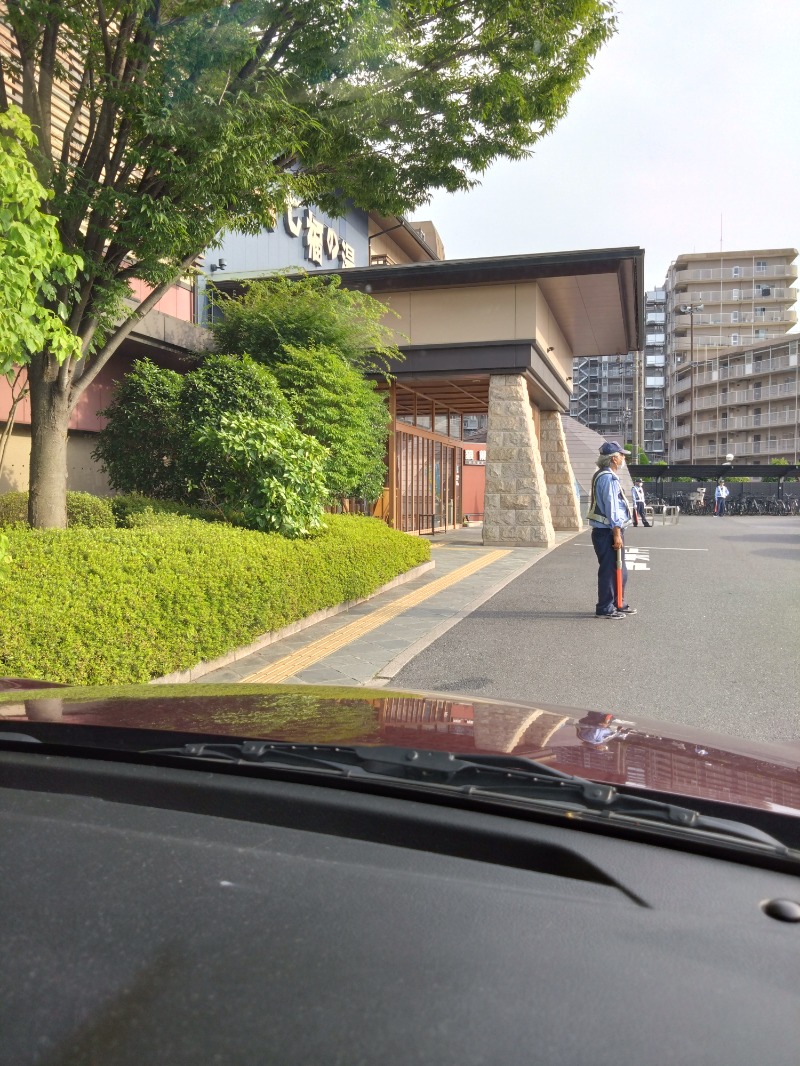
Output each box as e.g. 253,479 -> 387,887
569,352 -> 637,446
670,336 -> 799,465
569,290 -> 667,458
664,248 -> 798,463
640,288 -> 667,456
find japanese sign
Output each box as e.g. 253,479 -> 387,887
282,200 -> 355,268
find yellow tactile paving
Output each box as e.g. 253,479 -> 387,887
241,549 -> 510,683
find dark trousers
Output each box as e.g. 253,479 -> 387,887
591,527 -> 627,615
633,502 -> 650,526
716,497 -> 726,516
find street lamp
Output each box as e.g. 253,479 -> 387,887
679,302 -> 704,462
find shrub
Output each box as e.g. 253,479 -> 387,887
0,515 -> 430,684
92,359 -> 185,498
110,493 -> 227,528
0,491 -> 115,528
195,411 -> 329,537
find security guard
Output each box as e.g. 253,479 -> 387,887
587,441 -> 635,619
631,479 -> 651,526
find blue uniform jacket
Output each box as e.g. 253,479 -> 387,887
588,468 -> 632,530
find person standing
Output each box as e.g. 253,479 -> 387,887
631,479 -> 652,527
586,441 -> 635,619
714,478 -> 730,516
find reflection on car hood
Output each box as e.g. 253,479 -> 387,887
1,682 -> 799,817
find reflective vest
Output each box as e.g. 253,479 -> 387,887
587,468 -> 631,526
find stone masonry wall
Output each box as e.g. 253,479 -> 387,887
483,374 -> 555,548
539,411 -> 583,531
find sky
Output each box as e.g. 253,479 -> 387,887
424,0 -> 800,292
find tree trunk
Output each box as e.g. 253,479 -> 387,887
27,354 -> 71,528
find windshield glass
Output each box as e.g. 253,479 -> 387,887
0,0 -> 798,832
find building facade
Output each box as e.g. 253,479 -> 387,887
669,336 -> 799,465
569,353 -> 636,447
664,248 -> 798,463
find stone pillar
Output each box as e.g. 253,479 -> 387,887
483,374 -> 555,548
540,411 -> 583,531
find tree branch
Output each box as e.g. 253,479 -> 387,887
68,247 -> 204,410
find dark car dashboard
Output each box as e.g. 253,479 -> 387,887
1,747 -> 799,1066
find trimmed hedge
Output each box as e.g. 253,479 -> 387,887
0,491 -> 116,528
0,514 -> 430,684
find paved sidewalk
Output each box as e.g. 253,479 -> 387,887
195,527 -> 580,688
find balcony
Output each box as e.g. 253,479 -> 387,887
671,286 -> 797,305
671,374 -> 693,396
730,437 -> 800,459
672,331 -> 787,353
696,410 -> 797,434
677,309 -> 797,328
673,263 -> 798,285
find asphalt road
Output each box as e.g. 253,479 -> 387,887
393,516 -> 800,744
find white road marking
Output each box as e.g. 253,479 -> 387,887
573,545 -> 708,552
625,548 -> 650,571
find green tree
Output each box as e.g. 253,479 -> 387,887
211,275 -> 397,502
1,0 -> 618,527
0,104 -> 81,373
763,457 -> 794,483
270,343 -> 389,502
211,273 -> 401,374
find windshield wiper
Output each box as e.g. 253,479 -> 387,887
144,741 -> 790,854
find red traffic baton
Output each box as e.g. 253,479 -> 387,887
615,545 -> 624,610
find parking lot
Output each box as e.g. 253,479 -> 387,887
392,517 -> 800,745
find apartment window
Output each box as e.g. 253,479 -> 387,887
731,333 -> 740,345
755,260 -> 767,274
732,289 -> 741,301
731,311 -> 739,323
754,329 -> 767,340
732,265 -> 741,278
755,307 -> 766,320
753,408 -> 761,426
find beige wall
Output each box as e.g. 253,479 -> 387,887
380,282 -> 571,375
369,233 -> 417,265
0,430 -> 112,496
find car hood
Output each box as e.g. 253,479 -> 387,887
1,682 -> 799,818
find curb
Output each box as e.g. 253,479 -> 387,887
370,531 -> 581,686
149,559 -> 435,685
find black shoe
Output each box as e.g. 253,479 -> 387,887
596,610 -> 627,619
617,605 -> 637,614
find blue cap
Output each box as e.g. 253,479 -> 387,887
599,440 -> 630,456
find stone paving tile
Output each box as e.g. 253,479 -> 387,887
187,531 -> 581,688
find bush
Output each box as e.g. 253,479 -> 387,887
92,359 -> 185,498
195,411 -> 329,537
0,515 -> 430,684
0,491 -> 115,528
110,493 -> 227,528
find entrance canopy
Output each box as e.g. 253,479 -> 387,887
337,246 -> 644,415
